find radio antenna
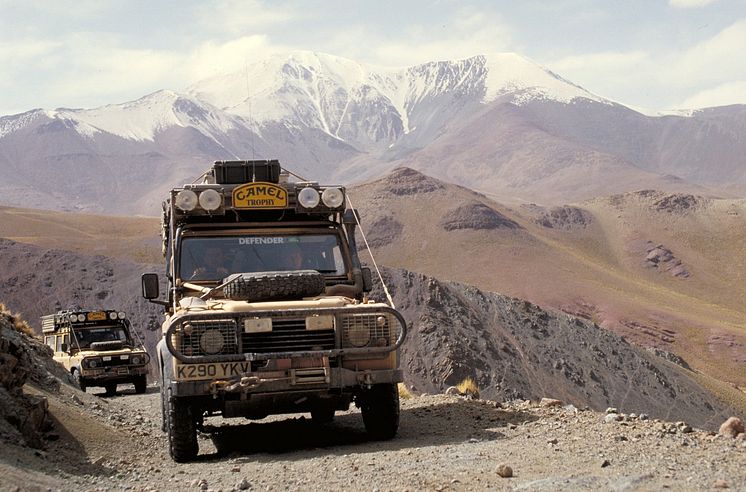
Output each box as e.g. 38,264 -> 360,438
245,58 -> 257,160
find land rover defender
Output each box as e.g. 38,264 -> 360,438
142,160 -> 407,462
42,309 -> 150,395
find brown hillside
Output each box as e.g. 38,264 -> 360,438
0,205 -> 160,264
351,168 -> 746,391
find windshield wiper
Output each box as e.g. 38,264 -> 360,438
181,275 -> 243,301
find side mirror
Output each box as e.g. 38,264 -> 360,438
141,273 -> 160,300
362,267 -> 373,292
61,343 -> 68,352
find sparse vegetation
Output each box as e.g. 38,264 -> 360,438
397,383 -> 413,399
0,302 -> 35,337
456,377 -> 480,399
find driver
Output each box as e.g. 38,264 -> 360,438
190,245 -> 231,280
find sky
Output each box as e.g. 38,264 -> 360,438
1,0 -> 745,116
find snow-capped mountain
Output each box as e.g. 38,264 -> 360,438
1,50 -> 746,214
187,51 -> 609,149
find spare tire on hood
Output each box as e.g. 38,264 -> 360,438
222,270 -> 326,302
89,340 -> 124,351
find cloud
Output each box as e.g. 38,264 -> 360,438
194,0 -> 297,35
545,51 -> 653,102
668,0 -> 718,8
670,19 -> 746,86
550,51 -> 649,73
182,36 -> 285,82
543,19 -> 746,109
678,80 -> 746,108
0,39 -> 59,63
323,8 -> 513,68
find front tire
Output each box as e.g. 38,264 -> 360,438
73,370 -> 86,393
104,383 -> 117,396
160,384 -> 167,433
167,391 -> 198,462
310,403 -> 335,425
360,383 -> 400,440
134,375 -> 147,394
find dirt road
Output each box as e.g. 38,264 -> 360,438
1,381 -> 745,492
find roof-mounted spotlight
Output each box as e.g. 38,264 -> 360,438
198,189 -> 222,211
321,187 -> 344,208
175,190 -> 198,211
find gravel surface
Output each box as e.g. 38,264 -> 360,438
1,383 -> 745,492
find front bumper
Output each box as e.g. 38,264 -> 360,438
82,366 -> 149,381
170,366 -> 403,397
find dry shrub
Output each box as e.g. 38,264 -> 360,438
0,302 -> 36,337
398,382 -> 413,399
456,376 -> 480,399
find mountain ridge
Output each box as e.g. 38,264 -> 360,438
2,50 -> 746,215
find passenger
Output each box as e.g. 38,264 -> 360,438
283,245 -> 304,270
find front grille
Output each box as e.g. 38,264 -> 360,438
101,356 -> 128,367
173,319 -> 238,356
341,314 -> 392,348
242,318 -> 335,353
168,308 -> 402,359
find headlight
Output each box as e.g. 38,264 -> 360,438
117,311 -> 126,319
84,357 -> 102,369
198,189 -> 222,211
175,190 -> 198,211
131,353 -> 150,365
297,187 -> 320,209
109,312 -> 118,320
183,323 -> 194,336
199,329 -> 224,354
321,187 -> 344,208
346,321 -> 370,347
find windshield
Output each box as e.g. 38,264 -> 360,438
72,325 -> 130,349
179,233 -> 347,281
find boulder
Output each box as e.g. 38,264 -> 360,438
718,417 -> 745,438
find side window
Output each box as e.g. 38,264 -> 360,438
45,336 -> 55,350
63,335 -> 70,350
55,336 -> 63,353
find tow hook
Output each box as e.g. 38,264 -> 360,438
227,376 -> 262,392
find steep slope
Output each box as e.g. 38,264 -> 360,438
381,267 -> 743,430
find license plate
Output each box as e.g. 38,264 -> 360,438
117,368 -> 129,375
175,362 -> 253,381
